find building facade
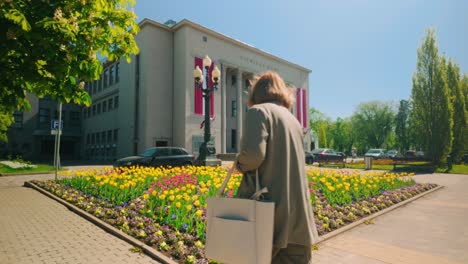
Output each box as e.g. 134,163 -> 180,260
2,93 -> 82,161
3,18 -> 311,162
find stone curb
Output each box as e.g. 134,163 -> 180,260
24,181 -> 177,264
0,171 -> 55,177
317,185 -> 444,243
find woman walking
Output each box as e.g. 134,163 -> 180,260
235,71 -> 317,263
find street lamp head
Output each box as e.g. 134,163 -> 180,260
203,55 -> 212,68
193,66 -> 203,83
212,65 -> 220,84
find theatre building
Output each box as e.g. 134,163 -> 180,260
2,18 -> 311,162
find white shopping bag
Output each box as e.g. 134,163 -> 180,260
206,166 -> 275,264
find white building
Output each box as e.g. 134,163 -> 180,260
81,18 -> 311,161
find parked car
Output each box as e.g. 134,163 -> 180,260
364,149 -> 387,159
405,150 -> 426,159
114,147 -> 194,168
305,151 -> 314,164
387,150 -> 399,158
311,148 -> 346,165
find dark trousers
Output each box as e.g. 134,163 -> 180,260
272,244 -> 312,264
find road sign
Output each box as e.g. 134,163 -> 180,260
51,130 -> 62,135
51,119 -> 63,130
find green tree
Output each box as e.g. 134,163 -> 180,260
410,29 -> 453,164
0,0 -> 139,139
331,117 -> 354,154
309,107 -> 332,148
395,99 -> 410,151
351,101 -> 396,151
446,61 -> 467,162
462,75 -> 468,153
0,110 -> 14,143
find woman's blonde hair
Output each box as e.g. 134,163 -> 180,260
248,71 -> 295,109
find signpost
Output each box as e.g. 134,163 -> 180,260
52,102 -> 63,180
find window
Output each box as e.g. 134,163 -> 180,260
107,130 -> 112,143
156,141 -> 168,147
39,108 -> 50,125
87,108 -> 91,118
70,111 -> 80,126
108,98 -> 113,111
172,148 -> 187,155
82,109 -> 86,119
115,62 -> 120,83
114,96 -> 119,109
101,131 -> 106,145
155,148 -> 170,157
98,76 -> 103,91
92,81 -> 97,94
92,105 -> 96,116
91,133 -> 96,144
97,103 -> 101,114
102,101 -> 107,112
96,80 -> 101,92
231,75 -> 236,85
231,100 -> 237,117
96,133 -> 100,145
231,129 -> 237,149
104,68 -> 109,88
109,65 -> 114,85
54,110 -> 67,120
113,129 -> 118,142
13,111 -> 23,128
86,134 -> 90,144
202,36 -> 208,42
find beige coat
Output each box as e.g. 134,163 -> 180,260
235,102 -> 318,248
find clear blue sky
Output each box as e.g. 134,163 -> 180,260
134,0 -> 468,120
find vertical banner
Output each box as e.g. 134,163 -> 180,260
208,62 -> 215,118
194,57 -> 203,115
296,88 -> 302,124
302,89 -> 307,128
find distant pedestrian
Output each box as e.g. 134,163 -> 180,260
235,71 -> 317,263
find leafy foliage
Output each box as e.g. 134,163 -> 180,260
410,29 -> 453,164
309,107 -> 332,148
395,100 -> 410,151
446,60 -> 467,163
0,0 -> 139,139
0,110 -> 14,143
351,101 -> 396,151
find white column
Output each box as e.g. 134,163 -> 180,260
236,69 -> 243,152
221,65 -> 227,153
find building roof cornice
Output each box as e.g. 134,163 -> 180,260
138,18 -> 312,74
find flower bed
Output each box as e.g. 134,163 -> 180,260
31,166 -> 437,263
1,160 -> 37,169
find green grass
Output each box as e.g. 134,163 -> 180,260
0,164 -> 56,175
435,164 -> 468,174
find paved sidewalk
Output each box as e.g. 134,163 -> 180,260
313,173 -> 468,264
0,173 -> 160,264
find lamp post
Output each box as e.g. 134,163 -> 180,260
193,55 -> 222,166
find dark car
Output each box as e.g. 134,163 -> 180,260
311,148 -> 346,165
114,147 -> 194,168
305,151 -> 314,164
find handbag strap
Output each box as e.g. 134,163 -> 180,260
216,165 -> 269,200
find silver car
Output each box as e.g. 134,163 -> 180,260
364,149 -> 387,159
